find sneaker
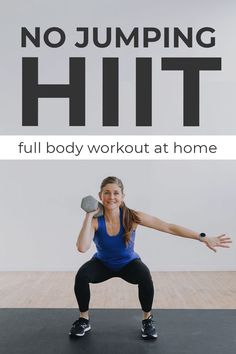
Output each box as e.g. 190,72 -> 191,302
69,317 -> 91,337
141,314 -> 158,339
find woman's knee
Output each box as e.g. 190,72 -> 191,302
133,262 -> 153,284
129,267 -> 153,285
75,267 -> 90,286
139,268 -> 153,283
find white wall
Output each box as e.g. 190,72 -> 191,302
0,160 -> 235,271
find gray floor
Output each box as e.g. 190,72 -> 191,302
1,309 -> 236,354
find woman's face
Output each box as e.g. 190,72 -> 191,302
99,183 -> 124,210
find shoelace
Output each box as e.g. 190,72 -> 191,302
73,319 -> 88,328
143,317 -> 155,329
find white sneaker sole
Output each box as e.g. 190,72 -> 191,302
141,328 -> 158,339
142,333 -> 158,338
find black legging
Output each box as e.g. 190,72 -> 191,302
74,257 -> 154,313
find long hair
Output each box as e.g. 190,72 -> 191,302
100,176 -> 141,246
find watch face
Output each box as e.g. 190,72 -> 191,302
200,233 -> 206,237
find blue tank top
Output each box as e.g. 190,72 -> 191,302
93,208 -> 140,271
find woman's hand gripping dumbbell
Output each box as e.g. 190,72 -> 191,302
81,195 -> 103,217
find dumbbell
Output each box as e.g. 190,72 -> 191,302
81,195 -> 103,217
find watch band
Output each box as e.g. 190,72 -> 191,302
199,232 -> 206,242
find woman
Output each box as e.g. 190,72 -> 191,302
69,176 -> 232,340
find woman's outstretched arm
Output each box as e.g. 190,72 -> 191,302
136,211 -> 232,253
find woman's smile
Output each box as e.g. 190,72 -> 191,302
99,183 -> 124,209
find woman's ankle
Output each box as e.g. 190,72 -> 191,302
143,311 -> 151,320
80,311 -> 89,320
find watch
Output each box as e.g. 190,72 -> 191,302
199,232 -> 206,242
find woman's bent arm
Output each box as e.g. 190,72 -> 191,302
76,213 -> 96,252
